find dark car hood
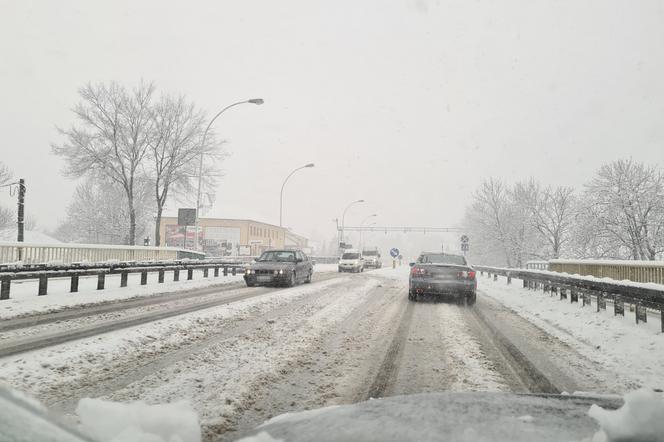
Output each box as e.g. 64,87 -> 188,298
237,392 -> 622,442
249,261 -> 297,271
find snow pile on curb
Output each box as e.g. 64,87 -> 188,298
0,273 -> 244,319
588,389 -> 664,442
479,278 -> 664,393
77,398 -> 201,442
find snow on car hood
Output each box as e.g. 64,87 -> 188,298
237,392 -> 625,442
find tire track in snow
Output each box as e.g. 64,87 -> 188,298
0,273 -> 342,358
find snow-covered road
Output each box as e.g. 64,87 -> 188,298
0,265 -> 658,441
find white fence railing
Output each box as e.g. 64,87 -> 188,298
0,242 -> 204,265
549,259 -> 664,285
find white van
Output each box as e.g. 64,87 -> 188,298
338,249 -> 364,273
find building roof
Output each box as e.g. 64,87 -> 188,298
161,216 -> 285,230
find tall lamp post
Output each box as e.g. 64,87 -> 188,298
279,163 -> 314,227
340,199 -> 364,249
194,98 -> 264,250
359,214 -> 377,250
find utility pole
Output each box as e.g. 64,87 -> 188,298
17,179 -> 25,243
14,178 -> 26,262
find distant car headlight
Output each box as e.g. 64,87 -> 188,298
246,269 -> 253,275
274,270 -> 279,275
278,269 -> 284,275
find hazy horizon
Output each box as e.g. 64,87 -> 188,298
2,0 -> 663,248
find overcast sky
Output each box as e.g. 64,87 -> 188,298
1,0 -> 663,249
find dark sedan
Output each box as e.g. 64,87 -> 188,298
408,252 -> 476,304
244,249 -> 313,287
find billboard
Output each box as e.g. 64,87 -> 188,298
177,208 -> 196,226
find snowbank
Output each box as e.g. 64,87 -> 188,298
77,398 -> 201,442
588,388 -> 664,442
479,278 -> 664,393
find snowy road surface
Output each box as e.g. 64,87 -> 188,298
0,266 -> 660,441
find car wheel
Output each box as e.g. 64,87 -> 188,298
305,271 -> 312,283
466,293 -> 476,306
246,281 -> 256,287
287,271 -> 296,287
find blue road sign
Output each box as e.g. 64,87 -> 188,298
390,248 -> 400,258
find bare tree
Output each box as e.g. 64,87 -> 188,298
522,182 -> 576,259
0,162 -> 14,230
466,178 -> 575,266
0,206 -> 13,230
54,177 -> 152,244
584,159 -> 664,260
465,178 -> 515,267
52,81 -> 156,245
148,95 -> 221,246
0,162 -> 12,187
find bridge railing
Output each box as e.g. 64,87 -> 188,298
474,264 -> 664,332
0,242 -> 205,266
549,259 -> 664,285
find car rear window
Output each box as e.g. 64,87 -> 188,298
417,254 -> 467,265
342,253 -> 360,259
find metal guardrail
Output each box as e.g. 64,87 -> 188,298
0,259 -> 246,300
474,265 -> 664,332
0,242 -> 205,265
549,259 -> 664,285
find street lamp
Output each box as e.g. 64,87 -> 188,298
194,98 -> 264,250
280,163 -> 315,227
340,199 -> 365,248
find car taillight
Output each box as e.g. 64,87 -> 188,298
457,271 -> 476,280
411,266 -> 426,276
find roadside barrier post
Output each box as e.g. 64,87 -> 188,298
38,276 -> 48,296
70,275 -> 79,293
1,278 -> 10,299
97,274 -> 105,290
120,272 -> 128,287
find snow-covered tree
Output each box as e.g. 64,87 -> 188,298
582,159 -> 664,260
54,177 -> 152,245
464,178 -> 518,267
148,94 -> 222,246
52,81 -> 156,245
521,181 -> 576,259
465,178 -> 577,266
0,162 -> 14,230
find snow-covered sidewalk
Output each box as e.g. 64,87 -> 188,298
479,277 -> 664,393
0,272 -> 245,320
